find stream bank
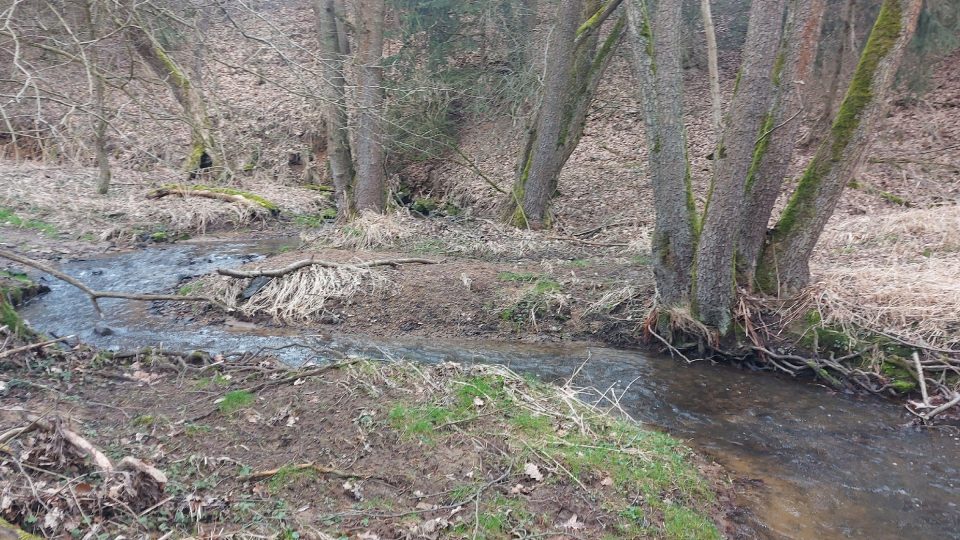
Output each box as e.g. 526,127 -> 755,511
0,340 -> 733,539
4,238 -> 959,539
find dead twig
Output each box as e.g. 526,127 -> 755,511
0,248 -> 228,317
242,359 -> 359,393
217,257 -> 440,279
238,462 -> 375,482
0,335 -> 74,360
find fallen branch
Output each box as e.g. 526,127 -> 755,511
0,248 -> 229,317
238,463 -> 373,482
922,393 -> 960,421
572,218 -> 638,238
146,186 -> 279,215
0,335 -> 74,360
242,359 -> 359,393
217,257 -> 440,279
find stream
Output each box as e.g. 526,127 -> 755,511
17,239 -> 960,539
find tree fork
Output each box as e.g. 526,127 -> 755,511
694,0 -> 787,333
757,0 -> 923,293
736,0 -> 826,286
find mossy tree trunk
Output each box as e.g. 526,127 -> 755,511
756,0 -> 923,294
311,0 -> 356,221
125,1 -> 217,176
693,0 -> 787,332
351,0 -> 387,213
626,0 -> 698,307
628,0 -> 920,339
503,0 -> 626,229
736,0 -> 826,285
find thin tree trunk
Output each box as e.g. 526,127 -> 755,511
626,0 -> 697,307
504,0 -> 583,229
351,0 -> 387,213
84,0 -> 111,195
505,1 -> 625,229
700,0 -> 723,138
125,1 -> 216,175
311,0 -> 356,220
736,0 -> 826,285
802,0 -> 855,148
694,0 -> 787,332
757,0 -> 923,293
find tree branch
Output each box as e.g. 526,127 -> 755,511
217,257 -> 440,279
0,248 -> 228,317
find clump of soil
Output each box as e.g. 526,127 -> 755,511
0,337 -> 738,539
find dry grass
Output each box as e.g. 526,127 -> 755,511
810,207 -> 960,350
0,161 -> 327,237
205,265 -> 392,322
323,210 -> 418,250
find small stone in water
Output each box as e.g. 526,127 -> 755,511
93,324 -> 113,336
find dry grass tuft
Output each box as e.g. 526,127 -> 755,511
207,265 -> 392,322
324,210 -> 417,250
808,261 -> 960,350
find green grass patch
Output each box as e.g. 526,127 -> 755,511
267,465 -> 317,493
293,209 -> 337,228
497,271 -> 540,283
218,390 -> 255,414
0,207 -> 58,237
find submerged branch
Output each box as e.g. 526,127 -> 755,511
0,248 -> 228,317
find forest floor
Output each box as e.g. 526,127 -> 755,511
0,334 -> 739,539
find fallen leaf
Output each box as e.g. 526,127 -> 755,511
524,462 -> 543,482
43,506 -> 64,530
561,514 -> 584,531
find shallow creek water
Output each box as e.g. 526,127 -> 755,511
18,240 -> 960,539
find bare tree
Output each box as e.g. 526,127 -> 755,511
504,0 -> 626,229
83,0 -> 111,194
701,0 -> 723,139
626,0 -> 922,335
351,0 -> 387,213
311,0 -> 356,220
123,0 -> 217,176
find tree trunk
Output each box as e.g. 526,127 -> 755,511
351,0 -> 387,213
801,0 -> 856,149
125,1 -> 216,175
84,0 -> 111,195
626,0 -> 698,307
505,0 -> 625,229
311,0 -> 356,220
700,0 -> 723,139
757,0 -> 923,293
694,0 -> 787,332
736,0 -> 826,285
